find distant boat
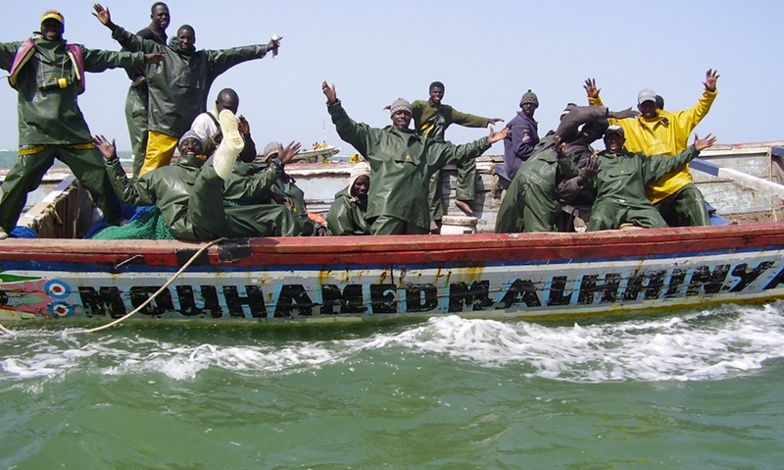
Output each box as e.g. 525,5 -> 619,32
1,142 -> 784,324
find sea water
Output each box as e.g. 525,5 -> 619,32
2,303 -> 784,469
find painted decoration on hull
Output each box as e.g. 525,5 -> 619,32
2,249 -> 784,321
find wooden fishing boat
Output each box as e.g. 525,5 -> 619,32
1,142 -> 784,324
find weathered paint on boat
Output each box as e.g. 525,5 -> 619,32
2,224 -> 784,323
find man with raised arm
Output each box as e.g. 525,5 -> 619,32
583,70 -> 719,227
0,10 -> 164,240
412,81 -> 504,230
576,125 -> 717,231
323,81 -> 508,235
124,2 -> 170,181
96,111 -> 300,241
93,3 -> 280,176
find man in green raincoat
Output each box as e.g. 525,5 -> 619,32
327,162 -> 371,236
96,111 -> 299,241
93,3 -> 280,176
0,9 -> 164,239
583,125 -> 716,231
322,81 -> 508,235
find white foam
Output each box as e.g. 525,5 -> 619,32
1,303 -> 783,384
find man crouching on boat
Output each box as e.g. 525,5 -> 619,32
322,81 -> 509,235
572,125 -> 717,231
0,10 -> 164,240
95,111 -> 300,241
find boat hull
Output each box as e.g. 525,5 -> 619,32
2,224 -> 784,323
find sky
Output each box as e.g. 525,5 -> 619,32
1,1 -> 783,156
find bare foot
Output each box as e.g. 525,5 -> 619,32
429,220 -> 439,234
454,199 -> 474,215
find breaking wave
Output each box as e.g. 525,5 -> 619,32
2,302 -> 783,384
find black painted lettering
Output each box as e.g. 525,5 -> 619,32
498,279 -> 541,308
764,265 -> 784,290
222,285 -> 267,318
665,269 -> 686,298
687,265 -> 730,296
129,286 -> 173,316
78,286 -> 126,318
405,284 -> 438,313
547,276 -> 572,306
370,284 -> 397,314
175,285 -> 222,317
274,285 -> 313,318
578,273 -> 621,304
622,270 -> 665,301
321,284 -> 365,314
730,262 -> 774,293
449,281 -> 493,312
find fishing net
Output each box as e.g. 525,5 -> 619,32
90,206 -> 175,240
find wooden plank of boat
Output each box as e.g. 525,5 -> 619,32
2,224 -> 784,323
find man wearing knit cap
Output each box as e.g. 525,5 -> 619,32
409,81 -> 504,230
0,9 -> 165,240
584,70 -> 720,227
327,162 -> 372,235
323,81 -> 509,235
502,89 -> 540,181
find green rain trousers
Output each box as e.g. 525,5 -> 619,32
0,146 -> 122,230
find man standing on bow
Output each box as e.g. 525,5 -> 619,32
502,89 -> 540,181
124,2 -> 170,180
93,3 -> 280,176
0,10 -> 164,239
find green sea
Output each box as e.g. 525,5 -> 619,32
2,303 -> 783,469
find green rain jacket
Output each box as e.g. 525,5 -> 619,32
111,26 -> 269,138
0,38 -> 144,147
411,100 -> 490,142
327,100 -> 491,231
326,187 -> 370,236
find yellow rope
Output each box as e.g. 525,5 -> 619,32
0,237 -> 226,336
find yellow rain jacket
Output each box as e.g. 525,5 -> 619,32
589,88 -> 716,202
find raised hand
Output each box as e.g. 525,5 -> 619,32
92,3 -> 112,27
279,141 -> 303,165
693,133 -> 717,152
584,78 -> 601,99
93,135 -> 117,160
488,126 -> 510,144
322,81 -> 337,104
703,69 -> 720,92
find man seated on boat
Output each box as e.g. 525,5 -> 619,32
495,105 -> 636,233
322,81 -> 509,235
93,3 -> 280,177
584,70 -> 719,227
94,111 -> 300,241
573,125 -> 717,231
326,162 -> 371,236
254,142 -> 328,236
0,10 -> 165,240
190,88 -> 257,163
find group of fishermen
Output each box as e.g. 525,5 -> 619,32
0,4 -> 719,241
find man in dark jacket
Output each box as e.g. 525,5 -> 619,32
93,3 -> 280,176
0,10 -> 163,240
124,2 -> 170,180
323,81 -> 508,235
96,111 -> 299,241
502,89 -> 540,181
